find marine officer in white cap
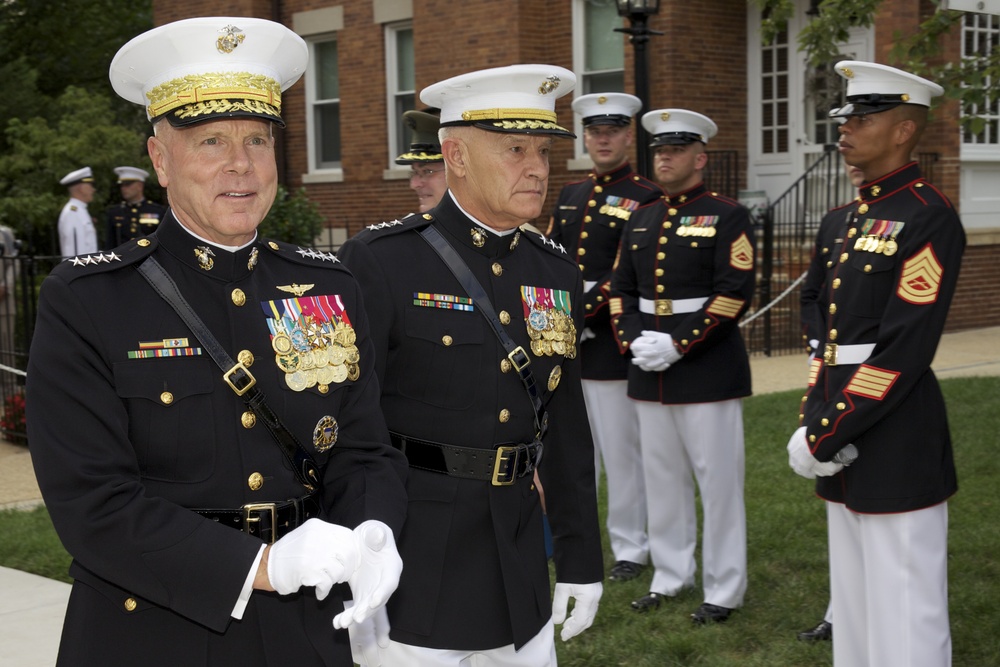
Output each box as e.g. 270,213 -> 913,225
28,17 -> 407,667
105,166 -> 166,248
57,166 -> 98,258
786,61 -> 963,667
611,108 -> 754,624
340,64 -> 604,666
396,109 -> 447,213
547,92 -> 661,585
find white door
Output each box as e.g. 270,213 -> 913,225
745,1 -> 873,204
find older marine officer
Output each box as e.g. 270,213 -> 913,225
340,64 -> 604,666
27,17 -> 407,667
396,109 -> 447,213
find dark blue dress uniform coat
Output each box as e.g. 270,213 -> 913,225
106,197 -> 167,248
801,162 -> 965,514
26,213 -> 408,667
547,162 -> 662,380
610,182 -> 756,403
338,193 -> 604,651
801,201 -> 855,355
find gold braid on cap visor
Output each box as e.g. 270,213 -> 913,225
460,108 -> 567,132
145,71 -> 282,120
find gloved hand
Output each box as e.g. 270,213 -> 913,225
786,426 -> 844,479
333,520 -> 402,630
552,581 -> 603,641
267,518 -> 359,600
346,603 -> 390,667
630,330 -> 682,372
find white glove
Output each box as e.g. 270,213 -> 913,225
333,520 -> 403,630
786,426 -> 844,479
346,602 -> 390,667
630,330 -> 682,367
552,581 -> 603,641
267,518 -> 359,600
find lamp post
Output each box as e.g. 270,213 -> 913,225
615,0 -> 663,178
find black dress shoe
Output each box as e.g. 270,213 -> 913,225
630,592 -> 668,612
691,602 -> 733,624
797,620 -> 833,641
609,560 -> 644,582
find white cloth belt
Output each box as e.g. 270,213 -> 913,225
822,342 -> 876,366
584,280 -> 599,291
639,296 -> 708,316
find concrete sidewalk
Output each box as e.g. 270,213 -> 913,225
1,325 -> 997,665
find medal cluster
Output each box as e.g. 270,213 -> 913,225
854,218 -> 904,256
272,319 -> 360,392
526,304 -> 578,359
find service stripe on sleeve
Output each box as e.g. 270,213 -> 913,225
706,295 -> 744,319
844,364 -> 900,401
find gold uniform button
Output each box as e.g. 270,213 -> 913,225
858,204 -> 869,214
809,434 -> 817,443
585,303 -> 593,311
657,252 -> 665,260
821,418 -> 829,426
837,402 -> 846,410
124,598 -> 138,612
829,329 -> 838,341
655,268 -> 664,276
826,260 -> 834,268
832,278 -> 841,289
848,228 -> 857,238
499,310 -> 511,325
659,236 -> 668,244
656,284 -> 665,293
241,411 -> 256,429
704,318 -> 711,325
137,239 -> 151,248
577,247 -> 586,256
581,231 -> 589,239
597,295 -> 604,302
691,242 -> 699,248
231,289 -> 246,306
248,472 -> 264,491
631,244 -> 639,251
268,241 -> 280,250
840,253 -> 849,263
160,392 -> 173,405
442,335 -> 453,346
584,216 -> 592,223
318,384 -> 329,394
237,350 -> 254,367
693,329 -> 700,335
588,199 -> 597,207
492,262 -> 503,276
681,339 -> 689,346
668,208 -> 678,216
829,304 -> 837,315
662,221 -> 672,229
864,264 -> 873,273
500,359 -> 512,373
594,186 -> 603,194
579,263 -> 586,272
499,409 -> 510,423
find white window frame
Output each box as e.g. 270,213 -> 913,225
960,11 -> 1000,160
303,34 -> 344,184
385,21 -> 415,178
569,0 -> 626,169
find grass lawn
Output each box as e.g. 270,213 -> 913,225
2,376 -> 998,665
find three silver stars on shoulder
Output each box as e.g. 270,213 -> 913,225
366,219 -> 404,232
537,234 -> 566,254
68,252 -> 122,266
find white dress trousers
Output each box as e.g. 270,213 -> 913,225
634,398 -> 747,608
827,500 -> 951,667
583,378 -> 648,564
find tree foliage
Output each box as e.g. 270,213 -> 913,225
750,0 -> 999,134
259,186 -> 327,248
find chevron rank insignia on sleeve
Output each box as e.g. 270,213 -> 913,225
897,243 -> 943,305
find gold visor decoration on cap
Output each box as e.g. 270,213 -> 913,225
461,107 -> 558,123
146,71 -> 282,120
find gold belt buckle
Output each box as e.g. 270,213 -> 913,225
655,299 -> 673,316
224,361 -> 257,396
823,343 -> 838,366
243,502 -> 278,543
492,446 -> 520,486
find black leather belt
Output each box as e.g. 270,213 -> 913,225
390,432 -> 542,487
193,494 -> 321,544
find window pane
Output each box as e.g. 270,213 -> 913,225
396,28 -> 415,92
316,103 -> 341,166
316,41 -> 339,100
585,0 -> 624,72
396,93 -> 416,155
583,70 -> 625,95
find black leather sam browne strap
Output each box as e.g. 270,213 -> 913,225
418,225 -> 549,444
136,256 -> 321,492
